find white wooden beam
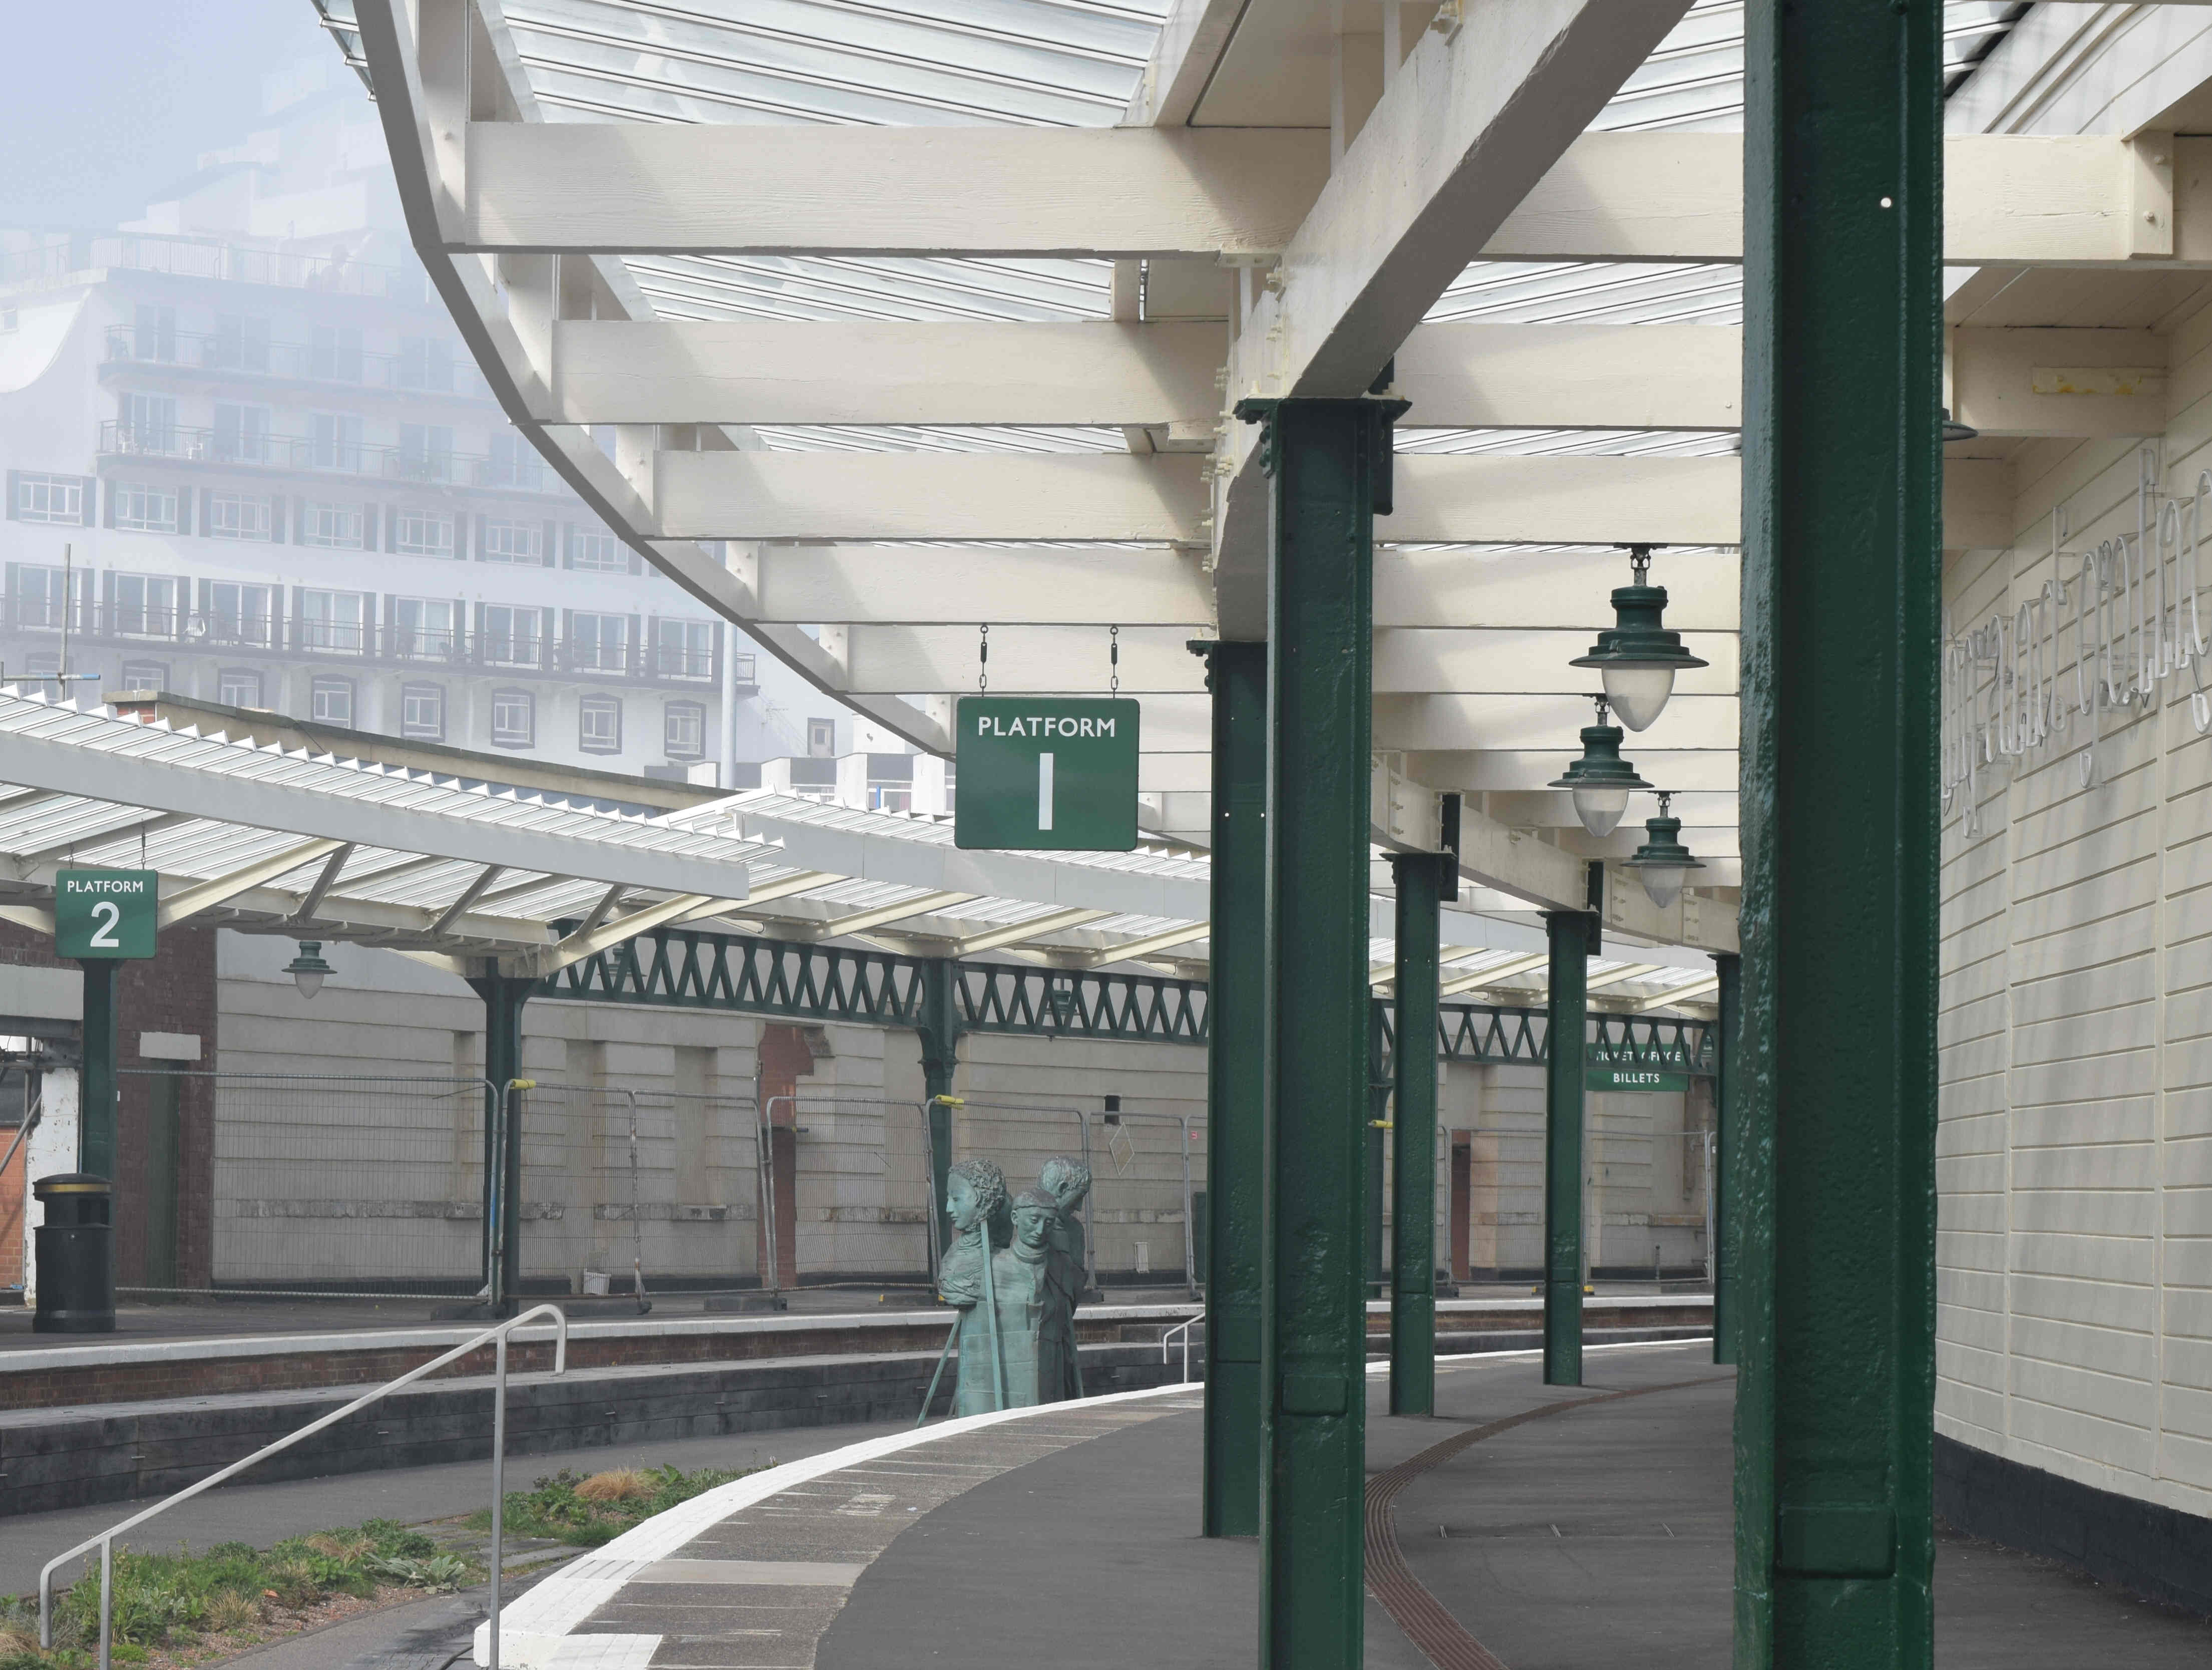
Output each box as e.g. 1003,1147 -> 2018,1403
1950,326 -> 2168,439
652,452 -> 1209,545
1396,320 -> 1740,430
1129,0 -> 1252,126
1386,454 -> 1739,547
1231,0 -> 1693,404
464,123 -> 1330,258
1410,749 -> 1739,794
159,839 -> 348,928
753,544 -> 1214,627
954,908 -> 1113,957
546,320 -> 1225,428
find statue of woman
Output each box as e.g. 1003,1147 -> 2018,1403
994,1188 -> 1067,1406
937,1159 -> 1010,1415
1038,1157 -> 1092,1398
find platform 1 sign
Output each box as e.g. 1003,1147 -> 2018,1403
1587,1063 -> 1690,1094
54,868 -> 159,959
955,697 -> 1141,851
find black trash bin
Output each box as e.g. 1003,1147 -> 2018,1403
33,1173 -> 114,1334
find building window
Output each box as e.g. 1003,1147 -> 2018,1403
14,565 -> 69,629
212,314 -> 270,373
204,491 -> 276,541
807,717 -> 836,758
394,597 -> 458,659
206,581 -> 276,646
113,574 -> 180,637
311,413 -> 363,471
579,694 -> 621,754
481,518 -> 544,564
652,618 -> 714,680
299,589 -> 367,653
311,324 -> 363,383
490,688 -> 535,750
11,473 -> 86,524
303,502 -> 365,550
310,675 -> 355,725
397,336 -> 453,391
486,433 -> 541,490
212,403 -> 272,464
569,529 -> 626,572
569,611 -> 630,673
399,424 -> 453,482
118,393 -> 177,454
120,659 -> 167,691
394,507 -> 455,558
664,701 -> 705,760
400,682 -> 445,740
217,668 -> 263,708
133,305 -> 176,363
481,604 -> 544,668
112,483 -> 180,533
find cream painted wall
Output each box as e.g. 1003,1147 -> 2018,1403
1938,297 -> 2212,1525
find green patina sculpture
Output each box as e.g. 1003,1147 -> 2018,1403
934,1155 -> 1092,1416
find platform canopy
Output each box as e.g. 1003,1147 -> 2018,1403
0,691 -> 1719,1006
310,0 -> 2084,955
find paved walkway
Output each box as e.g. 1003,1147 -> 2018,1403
462,1341 -> 2210,1668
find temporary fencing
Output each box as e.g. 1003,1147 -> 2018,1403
136,1070 -> 495,1298
761,1092 -> 936,1294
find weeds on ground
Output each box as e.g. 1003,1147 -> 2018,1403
0,1520 -> 477,1666
466,1463 -> 753,1547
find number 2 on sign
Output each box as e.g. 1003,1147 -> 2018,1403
1037,752 -> 1054,832
88,901 -> 122,949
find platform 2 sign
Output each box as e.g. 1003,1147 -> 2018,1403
1586,1063 -> 1690,1094
955,697 -> 1141,851
54,868 -> 159,960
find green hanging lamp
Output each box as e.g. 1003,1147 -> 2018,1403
1549,697 -> 1651,838
285,941 -> 334,999
1569,544 -> 1709,732
1623,792 -> 1705,909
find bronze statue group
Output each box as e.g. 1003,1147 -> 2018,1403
925,1156 -> 1092,1418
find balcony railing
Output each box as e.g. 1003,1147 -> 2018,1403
104,325 -> 494,401
97,421 -> 553,492
3,234 -> 426,302
0,596 -> 725,686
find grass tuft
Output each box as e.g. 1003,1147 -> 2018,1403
469,1462 -> 754,1547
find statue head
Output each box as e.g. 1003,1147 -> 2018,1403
1011,1188 -> 1057,1251
1039,1156 -> 1092,1211
945,1158 -> 1007,1234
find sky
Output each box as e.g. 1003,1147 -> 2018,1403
0,0 -> 334,231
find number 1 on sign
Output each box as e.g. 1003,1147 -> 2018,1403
1037,752 -> 1055,831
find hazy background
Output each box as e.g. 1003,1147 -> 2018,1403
0,2 -> 331,229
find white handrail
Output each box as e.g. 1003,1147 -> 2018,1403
1161,1315 -> 1203,1384
42,1303 -> 569,1668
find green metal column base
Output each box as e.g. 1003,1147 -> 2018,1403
1712,951 -> 1742,1367
77,959 -> 121,1182
466,969 -> 535,1312
1542,909 -> 1592,1388
1387,850 -> 1446,1417
1739,2 -> 1941,1662
918,958 -> 960,1254
1240,389 -> 1403,1670
1195,639 -> 1267,1539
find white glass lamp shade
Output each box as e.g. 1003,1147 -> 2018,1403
1570,785 -> 1631,838
1602,665 -> 1676,732
293,967 -> 325,999
1639,862 -> 1689,910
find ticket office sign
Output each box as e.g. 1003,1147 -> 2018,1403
1585,1064 -> 1690,1094
954,698 -> 1141,852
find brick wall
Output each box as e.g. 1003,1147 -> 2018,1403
0,919 -> 217,1289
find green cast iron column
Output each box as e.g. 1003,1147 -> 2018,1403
77,959 -> 120,1181
1387,851 -> 1445,1416
1740,1 -> 1941,1662
467,969 -> 534,1311
1542,908 -> 1591,1387
1194,639 -> 1268,1538
1365,1035 -> 1388,1298
917,957 -> 960,1254
1712,951 -> 1742,1366
1239,389 -> 1403,1670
